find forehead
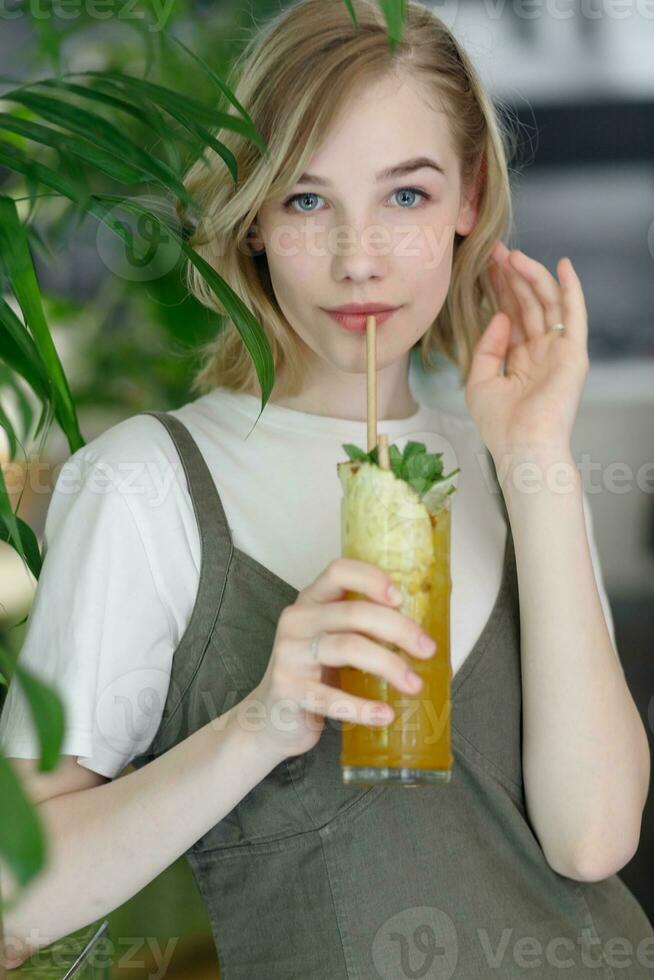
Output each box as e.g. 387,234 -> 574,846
299,75 -> 454,184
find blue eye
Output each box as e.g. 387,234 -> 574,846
390,187 -> 431,208
284,192 -> 323,213
282,186 -> 431,213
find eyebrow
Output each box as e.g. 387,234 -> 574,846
295,156 -> 446,187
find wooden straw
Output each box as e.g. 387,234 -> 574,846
366,314 -> 390,469
378,432 -> 390,469
366,315 -> 377,453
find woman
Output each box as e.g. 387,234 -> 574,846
1,0 -> 651,975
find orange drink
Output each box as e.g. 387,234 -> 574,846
337,445 -> 456,786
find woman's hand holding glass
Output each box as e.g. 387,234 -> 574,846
248,557 -> 438,763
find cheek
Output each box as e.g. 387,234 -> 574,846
266,219 -> 313,268
395,210 -> 457,275
266,248 -> 315,306
401,232 -> 454,295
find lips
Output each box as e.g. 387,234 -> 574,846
325,308 -> 399,332
326,303 -> 399,314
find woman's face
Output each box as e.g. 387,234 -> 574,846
254,72 -> 479,378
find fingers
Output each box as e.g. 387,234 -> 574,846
558,256 -> 588,350
287,598 -> 437,662
489,242 -> 565,340
466,311 -> 512,388
489,243 -> 526,346
290,630 -> 425,696
297,678 -> 396,727
284,557 -> 438,730
296,557 -> 401,609
507,249 -> 565,334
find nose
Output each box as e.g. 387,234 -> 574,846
330,215 -> 392,283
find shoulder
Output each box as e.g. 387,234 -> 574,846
71,411 -> 179,472
54,410 -> 194,504
45,412 -> 191,548
68,397 -> 225,484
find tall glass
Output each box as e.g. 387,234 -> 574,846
338,459 -> 453,786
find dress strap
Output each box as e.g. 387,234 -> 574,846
138,410 -> 234,735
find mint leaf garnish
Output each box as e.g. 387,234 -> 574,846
341,441 -> 459,500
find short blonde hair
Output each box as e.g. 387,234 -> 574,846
179,0 -> 517,399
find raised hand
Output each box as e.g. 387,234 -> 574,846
465,240 -> 590,463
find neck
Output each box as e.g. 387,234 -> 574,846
269,352 -> 418,422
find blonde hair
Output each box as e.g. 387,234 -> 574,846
179,0 -> 517,399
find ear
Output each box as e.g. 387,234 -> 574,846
455,161 -> 484,238
246,219 -> 266,256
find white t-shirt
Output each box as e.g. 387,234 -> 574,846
0,375 -> 616,780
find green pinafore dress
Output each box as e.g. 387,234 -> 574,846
129,410 -> 654,979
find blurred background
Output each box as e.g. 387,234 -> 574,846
0,0 -> 652,976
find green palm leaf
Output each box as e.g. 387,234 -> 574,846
342,0 -> 358,25
13,663 -> 65,771
378,0 -> 406,50
0,113 -> 154,185
0,196 -> 83,450
78,69 -> 268,160
0,465 -> 32,581
0,348 -> 38,445
90,195 -> 276,408
37,76 -> 189,171
0,751 -> 46,893
0,510 -> 42,581
0,296 -> 51,402
1,86 -> 199,211
164,33 -> 270,161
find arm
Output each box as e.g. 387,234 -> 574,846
0,703 -> 281,969
501,450 -> 650,882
